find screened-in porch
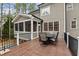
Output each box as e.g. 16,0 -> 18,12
12,14 -> 42,45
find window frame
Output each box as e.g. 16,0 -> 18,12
25,21 -> 31,32
54,21 -> 59,31
66,3 -> 73,11
43,21 -> 60,32
40,6 -> 50,16
43,22 -> 48,31
49,22 -> 53,31
70,20 -> 77,29
19,22 -> 24,31
14,23 -> 18,31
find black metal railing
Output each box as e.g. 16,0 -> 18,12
64,32 -> 78,56
69,35 -> 78,56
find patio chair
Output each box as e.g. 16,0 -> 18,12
39,32 -> 48,45
53,32 -> 59,45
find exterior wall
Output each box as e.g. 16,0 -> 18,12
66,3 -> 79,38
14,32 -> 31,40
40,3 -> 64,38
33,32 -> 37,38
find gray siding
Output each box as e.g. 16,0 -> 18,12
40,3 -> 64,38
66,3 -> 79,38
33,32 -> 37,38
14,33 -> 31,40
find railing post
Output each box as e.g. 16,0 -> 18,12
17,33 -> 19,46
67,32 -> 69,48
77,37 -> 79,56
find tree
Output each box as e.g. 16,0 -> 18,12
15,3 -> 37,14
2,15 -> 13,38
15,3 -> 21,14
15,3 -> 27,14
29,3 -> 36,12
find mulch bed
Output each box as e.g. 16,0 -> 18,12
0,38 -> 16,46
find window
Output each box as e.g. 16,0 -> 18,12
19,22 -> 23,31
25,21 -> 31,32
33,21 -> 37,32
44,22 -> 48,31
15,23 -> 18,31
54,21 -> 59,31
71,20 -> 76,28
67,3 -> 73,11
49,22 -> 53,31
41,6 -> 50,16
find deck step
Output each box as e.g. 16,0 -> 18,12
0,49 -> 10,55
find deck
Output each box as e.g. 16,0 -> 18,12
1,39 -> 71,56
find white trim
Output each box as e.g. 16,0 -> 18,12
14,31 -> 31,34
16,33 -> 19,46
43,20 -> 60,32
33,37 -> 39,40
54,20 -> 60,32
37,21 -> 39,37
12,14 -> 33,22
31,19 -> 33,40
48,22 -> 53,31
43,22 -> 49,32
67,32 -> 69,48
14,19 -> 31,23
24,21 -> 25,32
14,23 -> 19,32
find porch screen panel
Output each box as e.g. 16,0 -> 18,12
49,22 -> 53,31
33,21 -> 37,32
54,21 -> 59,31
25,21 -> 31,32
44,22 -> 48,31
19,22 -> 23,31
15,23 -> 18,31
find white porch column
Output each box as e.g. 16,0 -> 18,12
77,37 -> 79,56
67,32 -> 69,48
37,21 -> 39,37
17,32 -> 19,46
31,19 -> 33,40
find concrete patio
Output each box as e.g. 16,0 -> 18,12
1,38 -> 72,56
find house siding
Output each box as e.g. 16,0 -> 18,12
66,3 -> 79,38
40,3 -> 64,38
14,33 -> 31,40
33,32 -> 37,38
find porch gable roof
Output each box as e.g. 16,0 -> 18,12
12,14 -> 43,22
12,14 -> 33,22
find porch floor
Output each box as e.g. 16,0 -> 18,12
1,39 -> 71,56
